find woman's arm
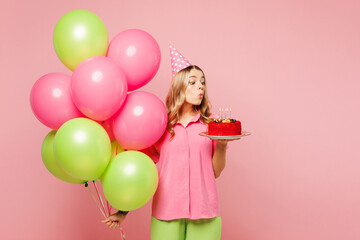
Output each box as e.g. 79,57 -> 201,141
212,140 -> 228,178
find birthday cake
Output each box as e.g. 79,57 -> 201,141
208,108 -> 242,136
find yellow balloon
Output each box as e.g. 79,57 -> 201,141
111,140 -> 125,159
99,140 -> 125,183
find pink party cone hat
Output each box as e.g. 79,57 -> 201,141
170,45 -> 192,76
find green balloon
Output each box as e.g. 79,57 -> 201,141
41,130 -> 85,184
54,118 -> 111,181
99,140 -> 125,183
53,9 -> 108,71
102,151 -> 159,211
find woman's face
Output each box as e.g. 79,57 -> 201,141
184,68 -> 205,106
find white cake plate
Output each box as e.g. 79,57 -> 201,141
199,131 -> 251,140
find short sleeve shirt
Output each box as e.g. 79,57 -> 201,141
151,113 -> 220,220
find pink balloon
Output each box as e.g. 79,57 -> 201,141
107,29 -> 161,91
113,91 -> 167,150
71,56 -> 128,121
30,73 -> 83,130
97,117 -> 115,141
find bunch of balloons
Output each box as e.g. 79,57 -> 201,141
30,10 -> 167,211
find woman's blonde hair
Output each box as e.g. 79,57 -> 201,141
165,65 -> 212,139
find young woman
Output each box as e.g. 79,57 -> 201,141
102,47 -> 236,240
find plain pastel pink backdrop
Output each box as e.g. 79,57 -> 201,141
1,0 -> 360,239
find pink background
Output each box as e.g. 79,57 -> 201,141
1,0 -> 360,239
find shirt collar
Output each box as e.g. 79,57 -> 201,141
176,112 -> 201,125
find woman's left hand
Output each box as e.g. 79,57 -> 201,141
216,138 -> 240,148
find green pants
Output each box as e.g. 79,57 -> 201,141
151,216 -> 222,240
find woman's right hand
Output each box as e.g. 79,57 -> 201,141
101,212 -> 127,229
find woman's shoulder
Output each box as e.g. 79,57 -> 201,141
198,113 -> 217,126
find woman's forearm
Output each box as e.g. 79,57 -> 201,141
212,142 -> 227,178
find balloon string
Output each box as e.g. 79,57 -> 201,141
86,183 -> 106,218
106,200 -> 111,216
120,227 -> 126,240
93,181 -> 108,217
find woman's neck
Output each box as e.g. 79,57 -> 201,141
180,102 -> 197,117
178,103 -> 198,127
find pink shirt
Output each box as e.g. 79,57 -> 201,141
144,113 -> 220,220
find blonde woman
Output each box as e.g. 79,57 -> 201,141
103,46 -> 234,240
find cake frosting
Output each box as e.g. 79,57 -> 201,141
208,118 -> 242,136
